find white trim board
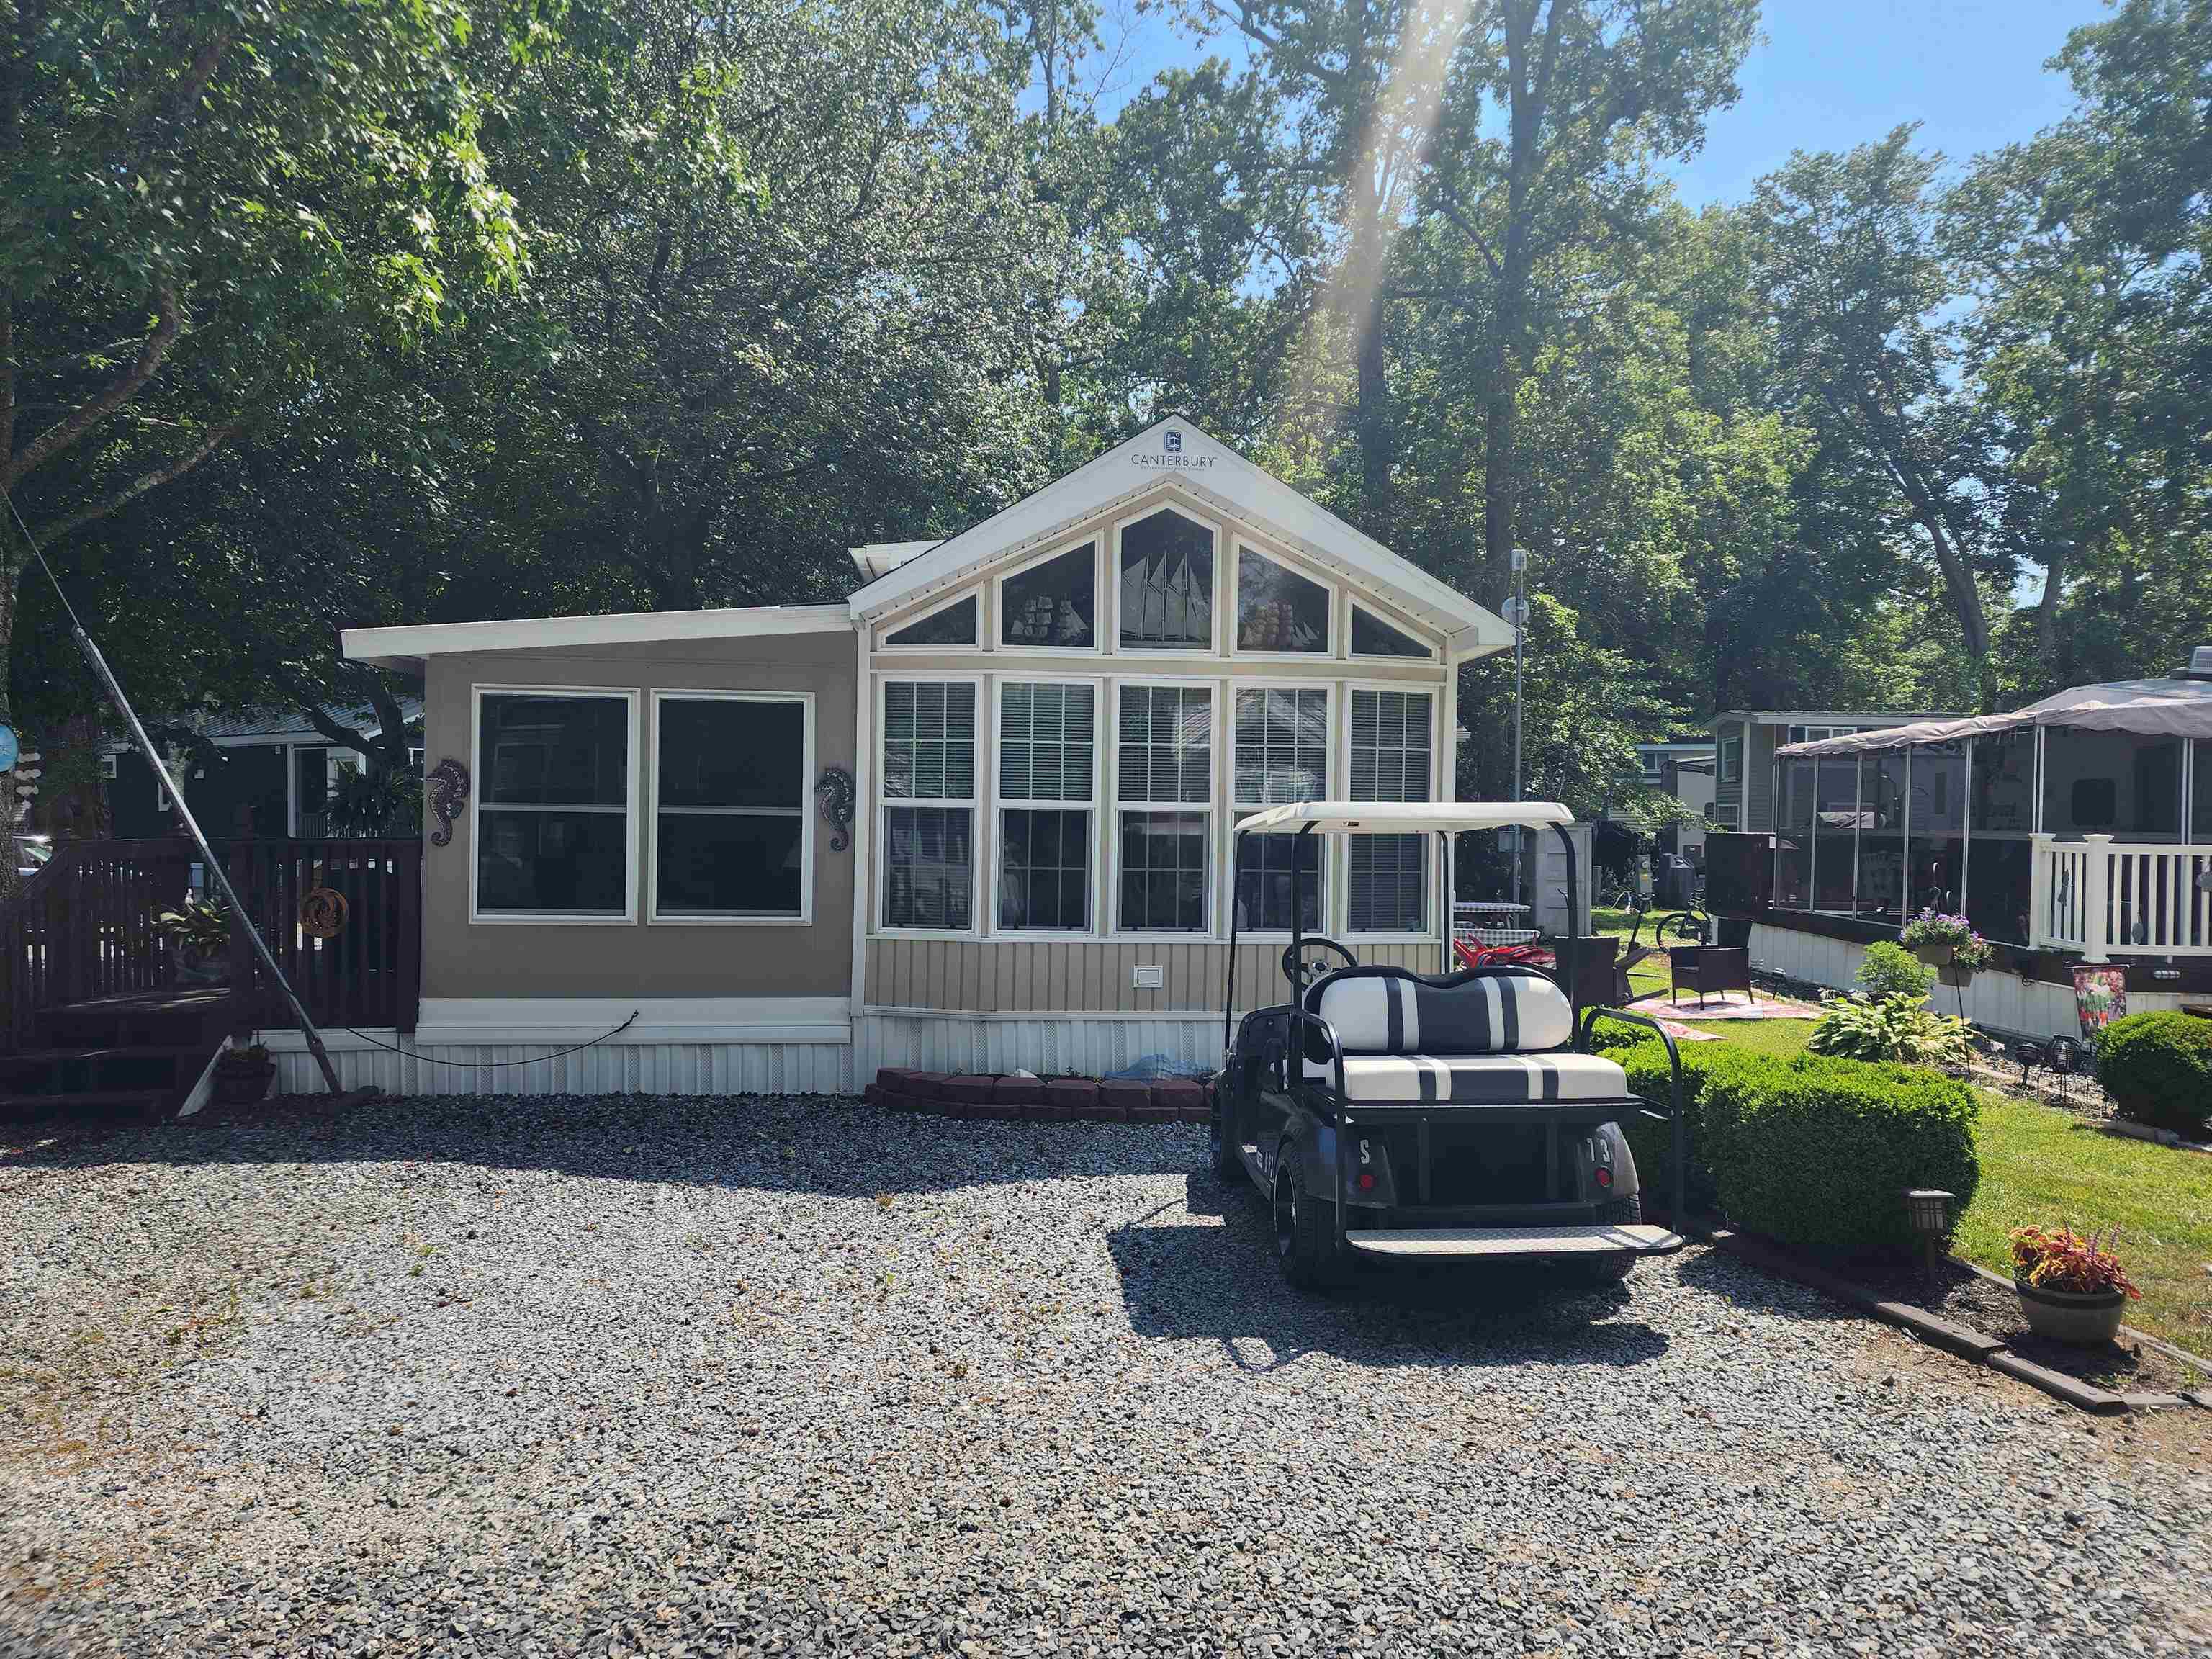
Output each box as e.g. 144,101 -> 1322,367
344,604 -> 853,672
406,996 -> 854,1046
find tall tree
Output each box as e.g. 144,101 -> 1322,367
1,0 -> 534,868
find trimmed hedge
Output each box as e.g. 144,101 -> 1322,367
1607,1032 -> 1981,1255
2095,1011 -> 2212,1136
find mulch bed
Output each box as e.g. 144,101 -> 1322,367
1838,1254 -> 2206,1395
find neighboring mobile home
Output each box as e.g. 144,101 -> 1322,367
315,419 -> 1520,1095
1710,709 -> 1965,835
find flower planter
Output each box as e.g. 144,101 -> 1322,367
2014,1277 -> 2127,1346
211,1062 -> 275,1107
1938,962 -> 1976,989
171,944 -> 230,987
1912,943 -> 1951,970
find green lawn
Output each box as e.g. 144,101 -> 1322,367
1953,1092 -> 2212,1359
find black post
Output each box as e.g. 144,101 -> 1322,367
1223,829 -> 1246,1060
1553,820 -> 1581,1019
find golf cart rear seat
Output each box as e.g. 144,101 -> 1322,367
1300,966 -> 1633,1105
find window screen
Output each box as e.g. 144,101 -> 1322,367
654,697 -> 806,917
476,693 -> 630,916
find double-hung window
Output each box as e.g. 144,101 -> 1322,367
1117,685 -> 1211,932
1231,686 -> 1327,932
474,689 -> 636,920
1348,688 -> 1433,932
881,680 -> 977,930
651,693 -> 811,922
997,682 -> 1095,931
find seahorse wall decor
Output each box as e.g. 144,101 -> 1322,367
427,758 -> 471,847
815,765 -> 855,853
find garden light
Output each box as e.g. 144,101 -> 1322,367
1905,1189 -> 1954,1279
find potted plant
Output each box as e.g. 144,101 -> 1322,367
2008,1224 -> 2139,1345
156,897 -> 233,986
211,1043 -> 276,1107
1899,909 -> 1992,987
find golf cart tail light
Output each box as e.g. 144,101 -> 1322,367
1595,1167 -> 1613,1188
1357,1172 -> 1375,1192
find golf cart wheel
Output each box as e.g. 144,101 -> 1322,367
1272,1144 -> 1336,1290
1568,1195 -> 1644,1286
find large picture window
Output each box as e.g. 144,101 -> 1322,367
998,682 -> 1095,930
1349,688 -> 1432,931
881,680 -> 976,930
652,693 -> 810,921
1118,509 -> 1214,650
1233,686 -> 1327,932
1118,684 -> 1211,932
475,691 -> 634,920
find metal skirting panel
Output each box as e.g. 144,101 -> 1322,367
854,1013 -> 1225,1079
270,1038 -> 858,1098
863,938 -> 1442,1014
1747,922 -> 2182,1042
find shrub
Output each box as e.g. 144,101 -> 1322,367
1716,1054 -> 1980,1254
2095,1010 -> 2212,1136
1808,994 -> 1972,1066
1620,1043 -> 1980,1254
1855,940 -> 1936,1002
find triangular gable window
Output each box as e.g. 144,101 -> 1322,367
1002,544 -> 1095,649
1349,603 -> 1433,660
1236,547 -> 1329,652
885,595 -> 977,649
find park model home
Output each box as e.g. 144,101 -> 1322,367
322,419 -> 1516,1096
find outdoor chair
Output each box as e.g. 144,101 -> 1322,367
1668,944 -> 1753,1009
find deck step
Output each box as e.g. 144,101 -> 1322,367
1346,1223 -> 1685,1259
0,1088 -> 176,1121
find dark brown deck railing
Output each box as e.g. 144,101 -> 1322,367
225,839 -> 421,1034
0,836 -> 421,1053
0,839 -> 199,1051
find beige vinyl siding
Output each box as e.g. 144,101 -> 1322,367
866,938 -> 1440,1013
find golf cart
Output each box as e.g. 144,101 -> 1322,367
1212,801 -> 1686,1287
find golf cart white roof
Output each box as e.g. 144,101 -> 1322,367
1233,801 -> 1574,835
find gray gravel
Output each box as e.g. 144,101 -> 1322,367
2,1092 -> 2208,1658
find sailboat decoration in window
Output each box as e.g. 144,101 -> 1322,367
1119,509 -> 1213,649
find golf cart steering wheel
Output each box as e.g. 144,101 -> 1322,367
1282,938 -> 1358,993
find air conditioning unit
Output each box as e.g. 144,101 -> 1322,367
2185,644 -> 2212,680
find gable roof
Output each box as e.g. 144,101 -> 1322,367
846,417 -> 1514,661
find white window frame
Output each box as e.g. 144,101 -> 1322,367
1228,679 -> 1334,938
1110,676 -> 1217,939
1341,681 -> 1439,938
875,673 -> 984,938
991,675 -> 1103,936
1346,599 -> 1439,662
469,683 -> 642,926
878,588 -> 981,652
1229,539 -> 1334,661
1112,501 -> 1223,656
1719,726 -> 1743,784
647,689 -> 816,927
994,536 -> 1104,657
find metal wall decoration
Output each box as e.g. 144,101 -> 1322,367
815,765 -> 855,853
299,886 -> 350,939
427,758 -> 470,847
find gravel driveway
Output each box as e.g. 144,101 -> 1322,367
3,1093 -> 2207,1658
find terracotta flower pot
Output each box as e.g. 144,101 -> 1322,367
2015,1277 -> 2126,1346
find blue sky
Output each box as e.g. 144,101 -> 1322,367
1092,0 -> 2106,207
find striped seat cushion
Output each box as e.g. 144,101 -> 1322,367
1304,1052 -> 1630,1103
1310,971 -> 1575,1056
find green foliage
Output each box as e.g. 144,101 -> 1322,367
154,899 -> 230,953
2095,1011 -> 2212,1136
1855,941 -> 1936,1002
1809,994 -> 1973,1067
1622,1040 -> 1980,1253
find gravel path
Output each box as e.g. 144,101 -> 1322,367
2,1092 -> 2207,1658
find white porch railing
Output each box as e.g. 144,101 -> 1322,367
2031,834 -> 2212,961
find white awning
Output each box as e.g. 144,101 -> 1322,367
1776,677 -> 2212,759
1233,801 -> 1574,836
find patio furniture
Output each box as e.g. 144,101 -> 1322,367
1668,944 -> 1753,1009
